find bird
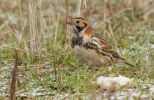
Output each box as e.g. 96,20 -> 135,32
66,16 -> 135,67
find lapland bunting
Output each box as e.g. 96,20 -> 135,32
66,16 -> 134,67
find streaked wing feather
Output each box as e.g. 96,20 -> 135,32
91,33 -> 123,59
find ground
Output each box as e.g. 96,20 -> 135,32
0,0 -> 154,99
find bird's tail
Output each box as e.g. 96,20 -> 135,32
123,61 -> 136,67
119,57 -> 136,67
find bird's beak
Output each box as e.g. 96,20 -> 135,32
65,15 -> 74,25
66,21 -> 72,25
64,12 -> 73,25
66,19 -> 73,25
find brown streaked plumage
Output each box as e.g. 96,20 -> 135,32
67,17 -> 135,67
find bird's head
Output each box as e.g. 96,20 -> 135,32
66,17 -> 94,36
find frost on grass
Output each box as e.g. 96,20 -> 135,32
96,75 -> 132,90
16,87 -> 55,97
149,86 -> 154,93
96,76 -> 154,99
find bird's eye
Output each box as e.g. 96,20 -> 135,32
76,21 -> 79,23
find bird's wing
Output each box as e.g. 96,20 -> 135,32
82,33 -> 135,66
90,33 -> 123,59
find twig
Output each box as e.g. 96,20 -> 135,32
10,49 -> 19,100
63,0 -> 69,47
54,13 -> 60,47
76,0 -> 82,16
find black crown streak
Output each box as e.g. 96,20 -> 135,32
74,17 -> 87,20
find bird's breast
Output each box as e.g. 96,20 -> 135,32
72,45 -> 112,67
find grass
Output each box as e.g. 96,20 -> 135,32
0,0 -> 154,99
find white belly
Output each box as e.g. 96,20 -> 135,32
72,46 -> 112,67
